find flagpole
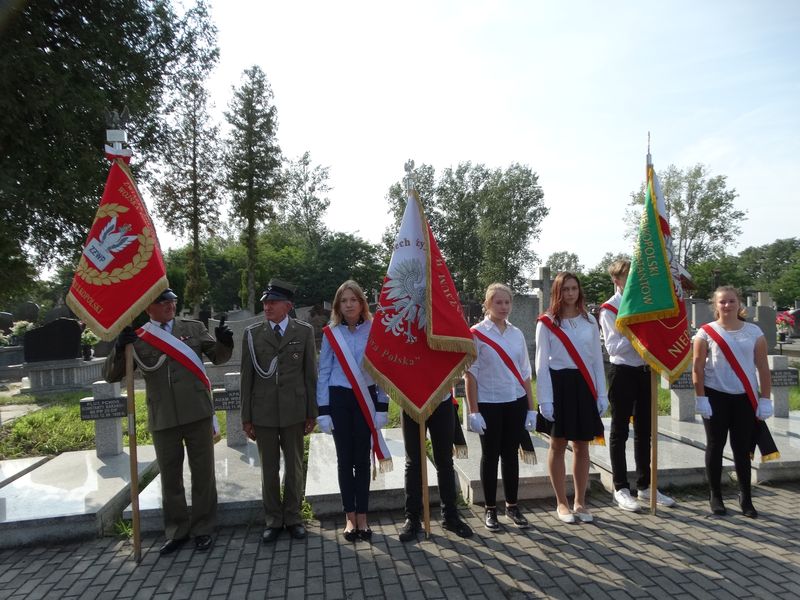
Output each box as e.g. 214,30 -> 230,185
107,109 -> 142,560
126,343 -> 142,561
646,134 -> 658,516
419,421 -> 431,538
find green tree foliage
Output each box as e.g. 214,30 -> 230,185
686,255 -> 747,300
545,251 -> 583,275
282,151 -> 330,251
0,0 -> 210,300
627,164 -> 745,268
737,238 -> 800,290
385,162 -> 548,298
224,66 -> 282,311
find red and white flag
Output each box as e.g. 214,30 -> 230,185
66,152 -> 168,340
364,190 -> 476,423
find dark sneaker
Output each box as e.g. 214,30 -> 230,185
505,505 -> 530,529
484,508 -> 500,532
710,492 -> 726,516
398,518 -> 421,542
442,516 -> 473,538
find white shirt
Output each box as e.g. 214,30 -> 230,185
268,316 -> 289,336
599,291 -> 645,366
151,319 -> 174,334
535,312 -> 608,406
467,318 -> 531,404
694,322 -> 763,395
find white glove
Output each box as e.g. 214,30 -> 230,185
756,398 -> 773,420
374,412 -> 389,428
468,412 -> 486,435
539,402 -> 554,422
524,410 -> 536,432
695,396 -> 712,419
316,415 -> 333,434
597,396 -> 609,416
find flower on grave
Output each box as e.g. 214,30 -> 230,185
11,320 -> 35,338
0,332 -> 9,347
81,328 -> 100,346
776,311 -> 795,333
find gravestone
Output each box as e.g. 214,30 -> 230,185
0,313 -> 12,334
43,301 -> 72,324
15,302 -> 39,323
204,314 -> 262,386
23,318 -> 81,362
91,340 -> 115,359
79,381 -> 126,457
690,300 -> 713,329
754,305 -> 777,350
789,308 -> 800,338
768,355 -> 799,418
530,266 -> 552,316
512,293 -> 538,363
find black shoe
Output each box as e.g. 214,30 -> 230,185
262,527 -> 282,543
485,508 -> 500,532
710,492 -> 727,516
505,505 -> 530,529
357,528 -> 373,542
343,528 -> 358,542
287,523 -> 307,539
442,516 -> 473,538
158,537 -> 188,555
194,535 -> 213,552
739,494 -> 758,518
398,518 -> 421,542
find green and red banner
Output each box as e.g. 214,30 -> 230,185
66,152 -> 168,341
616,165 -> 691,383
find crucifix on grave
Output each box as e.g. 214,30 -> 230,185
530,266 -> 552,315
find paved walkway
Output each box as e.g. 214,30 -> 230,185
1,482 -> 798,600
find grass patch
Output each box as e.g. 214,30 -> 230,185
0,390 -> 84,407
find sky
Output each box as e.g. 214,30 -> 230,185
184,0 -> 800,274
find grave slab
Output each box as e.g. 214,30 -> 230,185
658,415 -> 800,484
453,430 -> 600,505
0,403 -> 39,426
0,446 -> 158,548
588,418 -> 732,493
769,411 -> 800,440
305,428 -> 440,517
124,439 -> 266,532
0,456 -> 51,489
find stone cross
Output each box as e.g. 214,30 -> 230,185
530,266 -> 552,315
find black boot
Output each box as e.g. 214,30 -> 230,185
739,490 -> 758,518
709,490 -> 726,515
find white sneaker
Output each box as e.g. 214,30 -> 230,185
614,488 -> 641,512
638,487 -> 676,507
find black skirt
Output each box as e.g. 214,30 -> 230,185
549,368 -> 604,442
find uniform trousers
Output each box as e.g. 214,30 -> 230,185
402,399 -> 459,521
703,387 -> 756,494
329,386 -> 372,514
608,364 -> 652,491
255,422 -> 305,528
151,416 -> 217,540
478,396 -> 527,506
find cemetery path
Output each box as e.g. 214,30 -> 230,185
0,481 -> 798,599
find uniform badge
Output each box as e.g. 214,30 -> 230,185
292,352 -> 301,360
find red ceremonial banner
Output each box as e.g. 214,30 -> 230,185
66,158 -> 168,341
364,190 -> 476,424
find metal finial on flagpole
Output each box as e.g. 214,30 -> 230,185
105,106 -> 129,151
646,131 -> 652,168
404,159 -> 416,193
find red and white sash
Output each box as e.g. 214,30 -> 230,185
700,322 -> 758,410
470,327 -> 527,392
136,322 -> 211,391
600,303 -> 618,315
324,325 -> 392,473
538,314 -> 605,445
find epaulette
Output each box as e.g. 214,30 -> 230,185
178,318 -> 203,325
245,322 -> 263,332
293,318 -> 313,329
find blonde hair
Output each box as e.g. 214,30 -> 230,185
711,285 -> 747,321
331,280 -> 372,326
608,259 -> 630,280
483,283 -> 513,315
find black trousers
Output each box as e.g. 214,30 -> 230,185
704,387 -> 756,494
608,364 -> 652,491
329,386 -> 372,514
402,398 -> 459,521
478,396 -> 527,506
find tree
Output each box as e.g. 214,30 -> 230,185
224,66 -> 282,311
771,253 -> 800,308
627,164 -> 745,267
0,0 -> 213,298
687,255 -> 748,300
545,251 -> 583,275
282,151 -> 330,251
737,238 -> 800,290
477,163 -> 548,292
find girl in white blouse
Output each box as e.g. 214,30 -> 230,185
535,272 -> 607,524
692,286 -> 772,518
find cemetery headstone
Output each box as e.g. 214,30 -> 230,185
0,312 -> 12,335
15,301 -> 39,323
23,318 -> 81,362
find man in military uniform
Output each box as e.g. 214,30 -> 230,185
240,279 -> 317,542
104,288 -> 233,555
